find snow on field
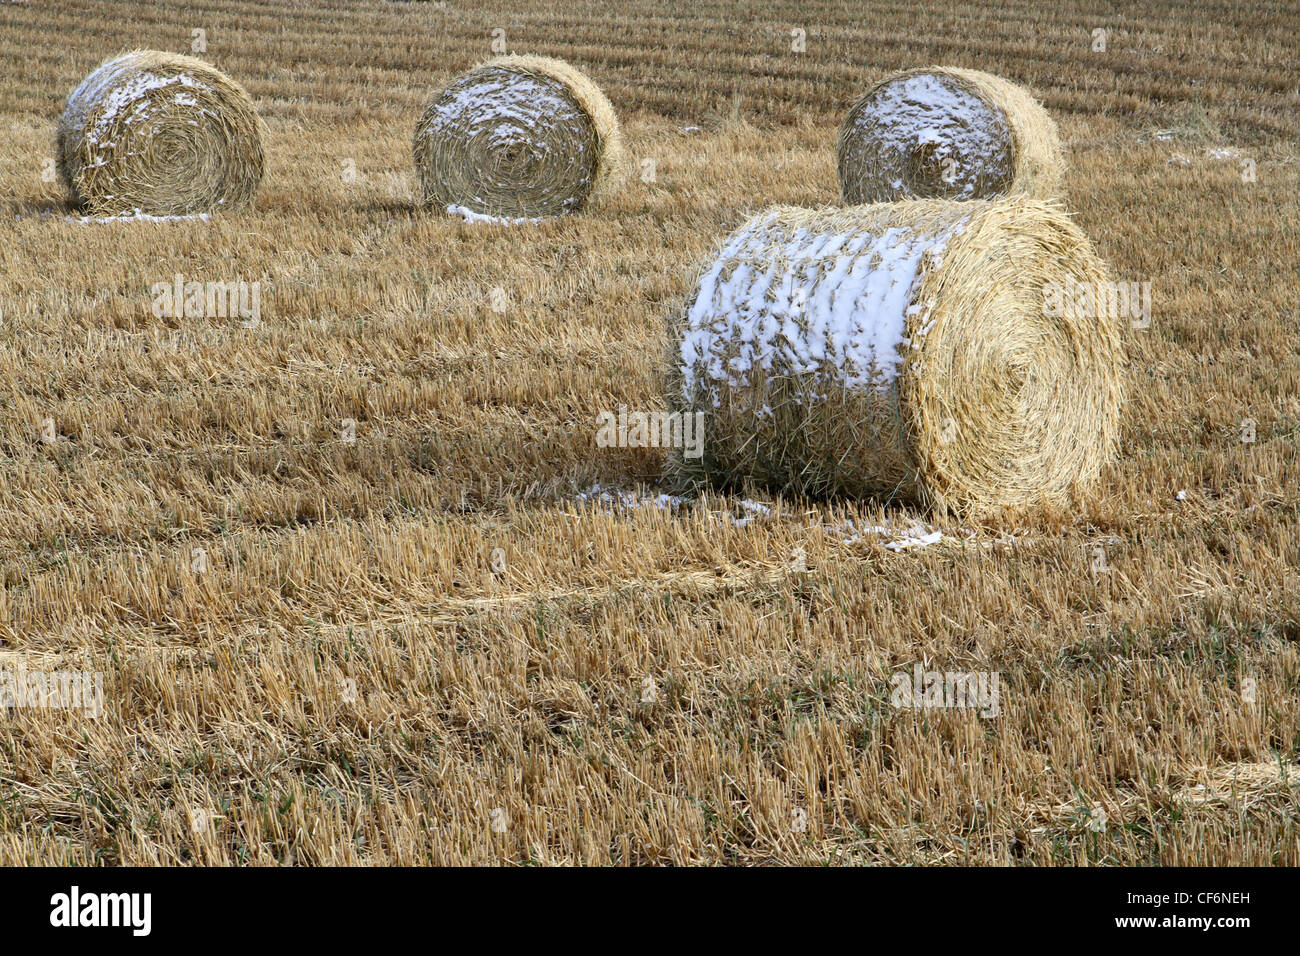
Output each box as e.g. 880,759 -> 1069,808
446,204 -> 542,226
574,484 -> 687,511
827,518 -> 945,551
574,486 -> 948,551
1205,146 -> 1243,161
67,209 -> 212,224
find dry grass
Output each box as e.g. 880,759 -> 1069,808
0,0 -> 1297,865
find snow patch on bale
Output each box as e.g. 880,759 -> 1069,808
838,67 -> 1062,204
414,55 -> 625,220
57,51 -> 265,217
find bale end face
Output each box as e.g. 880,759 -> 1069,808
57,50 -> 265,217
414,55 -> 624,220
838,66 -> 1063,205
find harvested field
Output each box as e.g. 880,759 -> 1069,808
0,0 -> 1297,865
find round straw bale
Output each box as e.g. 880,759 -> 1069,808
668,199 -> 1124,514
838,67 -> 1062,204
57,51 -> 265,216
414,55 -> 624,219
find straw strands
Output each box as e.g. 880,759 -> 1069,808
56,50 -> 266,217
414,55 -> 624,220
669,199 -> 1124,514
838,67 -> 1062,204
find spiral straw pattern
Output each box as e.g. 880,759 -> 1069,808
414,55 -> 624,220
838,67 -> 1062,205
57,51 -> 265,217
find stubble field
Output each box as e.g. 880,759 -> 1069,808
0,0 -> 1297,864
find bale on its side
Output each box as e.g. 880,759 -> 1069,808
668,199 -> 1124,515
57,51 -> 266,216
838,67 -> 1062,204
414,55 -> 625,220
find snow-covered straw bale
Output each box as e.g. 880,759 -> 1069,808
838,67 -> 1062,204
414,55 -> 625,220
57,51 -> 266,216
668,200 -> 1124,514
